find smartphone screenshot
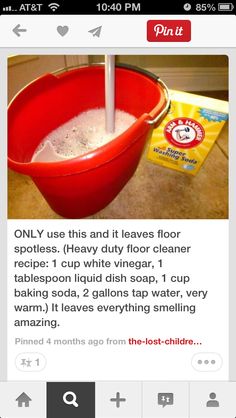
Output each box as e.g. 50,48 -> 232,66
0,0 -> 235,416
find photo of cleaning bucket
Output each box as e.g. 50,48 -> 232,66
8,64 -> 170,218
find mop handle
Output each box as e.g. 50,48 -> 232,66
105,55 -> 115,133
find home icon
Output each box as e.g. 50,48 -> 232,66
15,392 -> 32,407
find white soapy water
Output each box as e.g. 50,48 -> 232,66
32,108 -> 136,162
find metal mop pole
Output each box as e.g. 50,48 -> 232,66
105,55 -> 115,133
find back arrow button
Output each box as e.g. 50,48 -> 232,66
13,24 -> 27,37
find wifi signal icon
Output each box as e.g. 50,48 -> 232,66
48,3 -> 60,11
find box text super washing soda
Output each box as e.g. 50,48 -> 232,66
147,90 -> 228,175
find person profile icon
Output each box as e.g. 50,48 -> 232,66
206,392 -> 220,407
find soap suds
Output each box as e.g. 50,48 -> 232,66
32,108 -> 136,162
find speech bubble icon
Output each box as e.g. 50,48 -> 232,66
158,393 -> 174,408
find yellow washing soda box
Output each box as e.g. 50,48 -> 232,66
147,90 -> 228,175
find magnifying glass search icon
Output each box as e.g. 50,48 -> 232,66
63,391 -> 79,408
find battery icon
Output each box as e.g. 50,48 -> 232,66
218,3 -> 234,11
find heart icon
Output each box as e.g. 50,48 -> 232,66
57,26 -> 69,36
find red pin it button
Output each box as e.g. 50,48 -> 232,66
147,20 -> 191,42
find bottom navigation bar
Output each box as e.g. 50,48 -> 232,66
0,381 -> 236,417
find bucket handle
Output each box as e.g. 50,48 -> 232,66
115,63 -> 171,125
51,62 -> 171,126
146,78 -> 170,125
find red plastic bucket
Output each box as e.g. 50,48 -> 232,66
8,64 -> 170,218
